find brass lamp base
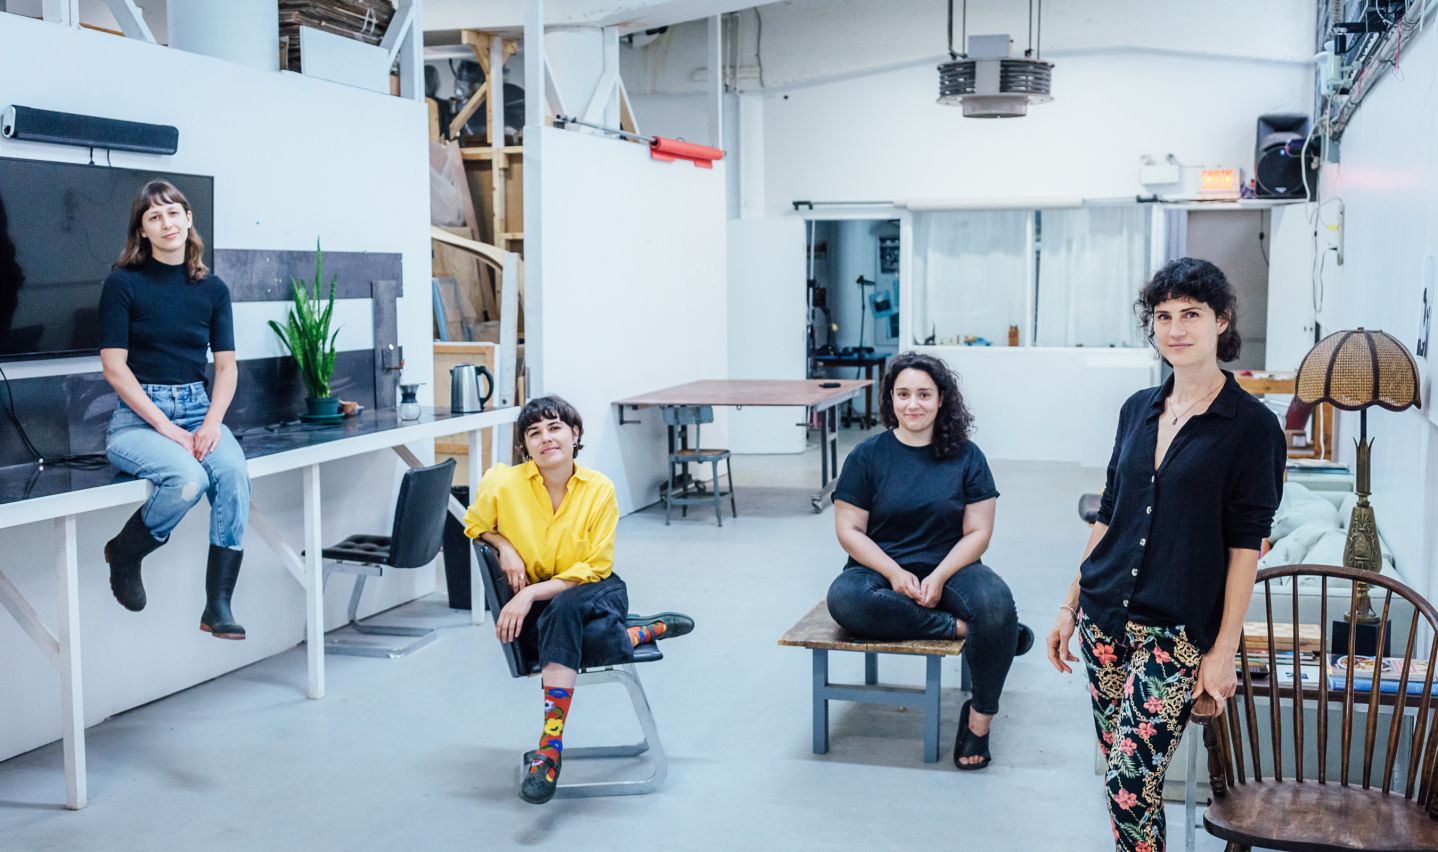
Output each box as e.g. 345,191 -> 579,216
1343,434 -> 1382,625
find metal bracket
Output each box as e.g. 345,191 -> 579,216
617,405 -> 642,426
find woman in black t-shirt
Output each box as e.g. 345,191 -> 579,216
1045,258 -> 1283,852
829,351 -> 1031,770
97,180 -> 250,640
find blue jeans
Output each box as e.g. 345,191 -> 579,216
105,382 -> 250,549
826,562 -> 1019,715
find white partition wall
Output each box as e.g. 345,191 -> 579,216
727,218 -> 806,454
537,127 -> 728,514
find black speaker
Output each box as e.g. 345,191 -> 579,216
1254,113 -> 1314,199
2,105 -> 178,155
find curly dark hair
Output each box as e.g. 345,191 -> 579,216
1135,257 -> 1242,362
879,351 -> 974,460
516,394 -> 585,460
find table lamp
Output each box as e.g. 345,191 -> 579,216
1295,328 -> 1421,629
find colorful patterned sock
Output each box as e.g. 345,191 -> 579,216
532,685 -> 573,782
627,620 -> 668,646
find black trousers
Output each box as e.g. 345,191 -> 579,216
519,574 -> 633,671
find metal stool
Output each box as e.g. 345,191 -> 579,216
662,405 -> 736,526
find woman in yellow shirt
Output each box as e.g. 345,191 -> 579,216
464,395 -> 693,805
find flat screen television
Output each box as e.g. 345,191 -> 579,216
0,158 -> 214,361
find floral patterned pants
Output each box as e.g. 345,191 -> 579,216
1080,611 -> 1202,852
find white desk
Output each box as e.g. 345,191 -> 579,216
0,406 -> 516,810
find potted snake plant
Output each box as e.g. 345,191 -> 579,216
269,240 -> 341,422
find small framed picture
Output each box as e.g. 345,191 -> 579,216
879,236 -> 899,274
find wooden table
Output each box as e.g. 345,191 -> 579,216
614,380 -> 871,512
811,353 -> 888,428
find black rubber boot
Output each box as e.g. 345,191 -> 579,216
200,545 -> 246,640
104,510 -> 165,612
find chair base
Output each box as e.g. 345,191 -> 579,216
1204,780 -> 1438,851
325,622 -> 438,659
322,566 -> 438,659
515,664 -> 667,798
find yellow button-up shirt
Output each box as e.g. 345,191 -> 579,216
462,461 -> 618,585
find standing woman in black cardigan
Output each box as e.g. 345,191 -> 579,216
98,180 -> 250,639
1046,258 -> 1284,852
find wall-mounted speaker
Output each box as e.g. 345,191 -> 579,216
1254,113 -> 1315,199
1,105 -> 179,155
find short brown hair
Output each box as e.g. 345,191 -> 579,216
516,395 -> 585,459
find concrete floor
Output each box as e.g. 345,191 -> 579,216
0,427 -> 1236,852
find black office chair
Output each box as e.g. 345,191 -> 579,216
321,459 -> 456,658
474,541 -> 668,798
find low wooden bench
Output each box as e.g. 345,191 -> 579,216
779,601 -> 970,763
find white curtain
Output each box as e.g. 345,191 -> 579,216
911,211 -> 1029,346
1034,205 -> 1151,348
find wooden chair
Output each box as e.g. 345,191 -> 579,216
1200,563 -> 1438,852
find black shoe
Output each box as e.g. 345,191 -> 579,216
200,545 -> 246,640
519,751 -> 560,804
1015,623 -> 1034,657
625,612 -> 695,640
104,510 -> 165,612
954,699 -> 993,771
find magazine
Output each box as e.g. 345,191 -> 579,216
1327,655 -> 1438,696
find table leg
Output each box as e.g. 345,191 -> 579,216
923,655 -> 942,763
468,428 -> 485,625
810,405 -> 843,513
55,515 -> 87,810
812,650 -> 829,755
303,464 -> 325,699
864,364 -> 874,428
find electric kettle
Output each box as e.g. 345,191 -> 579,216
450,364 -> 494,413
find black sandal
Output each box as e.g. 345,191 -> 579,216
954,699 -> 992,770
519,750 -> 561,804
1015,623 -> 1035,657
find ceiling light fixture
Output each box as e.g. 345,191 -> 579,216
937,0 -> 1054,118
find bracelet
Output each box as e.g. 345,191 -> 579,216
1059,604 -> 1079,625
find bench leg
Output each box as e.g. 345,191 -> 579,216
960,652 -> 973,692
812,650 -> 829,755
864,652 -> 878,686
924,655 -> 942,763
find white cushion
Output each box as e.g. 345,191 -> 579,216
1271,482 -> 1341,540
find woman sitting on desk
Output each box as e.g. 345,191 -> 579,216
464,395 -> 695,805
99,179 -> 250,640
827,351 -> 1032,770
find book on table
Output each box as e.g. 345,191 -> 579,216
1327,654 -> 1438,695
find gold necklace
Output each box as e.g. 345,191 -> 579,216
1166,378 -> 1225,426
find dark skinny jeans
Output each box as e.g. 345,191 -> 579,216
826,561 -> 1018,715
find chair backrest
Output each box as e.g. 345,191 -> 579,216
661,405 -> 713,427
473,541 -> 533,678
1205,563 -> 1438,813
385,459 -> 457,569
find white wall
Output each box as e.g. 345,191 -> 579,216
762,51 -> 1312,215
1319,22 -> 1438,600
727,217 -> 805,453
0,14 -> 434,763
918,345 -> 1159,467
537,127 -> 728,513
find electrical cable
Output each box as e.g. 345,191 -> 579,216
753,8 -> 766,89
0,365 -> 116,470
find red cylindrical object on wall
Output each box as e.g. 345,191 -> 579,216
649,136 -> 724,168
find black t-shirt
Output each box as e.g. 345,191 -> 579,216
98,258 -> 235,386
833,430 -> 1000,569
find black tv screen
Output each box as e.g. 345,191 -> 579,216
0,158 -> 214,361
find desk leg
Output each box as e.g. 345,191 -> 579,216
303,464 -> 325,699
55,515 -> 87,809
468,428 -> 485,625
810,406 -> 841,513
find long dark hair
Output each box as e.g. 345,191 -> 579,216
879,351 -> 974,460
115,180 -> 209,282
1135,257 -> 1241,362
515,395 -> 585,460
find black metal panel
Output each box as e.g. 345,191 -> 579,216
216,249 -> 402,302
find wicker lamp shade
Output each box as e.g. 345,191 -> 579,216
1296,328 -> 1421,412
